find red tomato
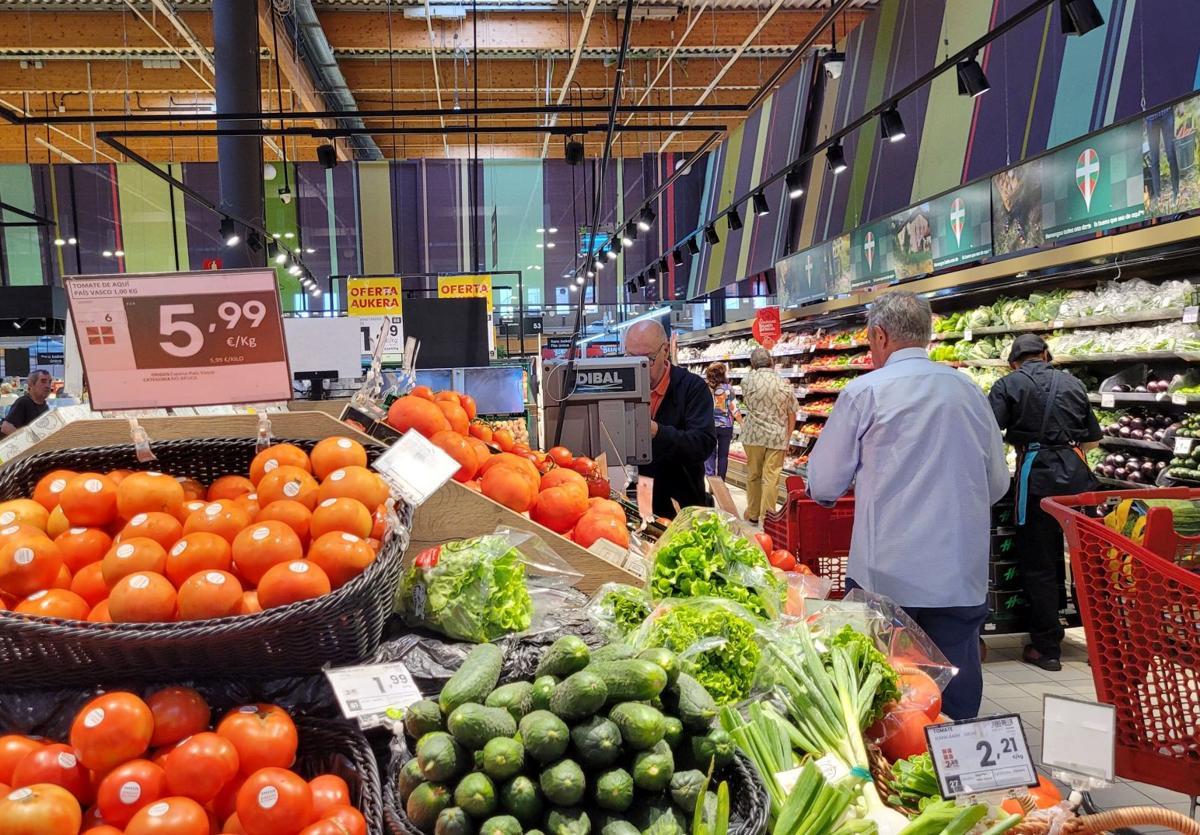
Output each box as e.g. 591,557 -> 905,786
547,446 -> 574,468
320,804 -> 368,835
570,456 -> 596,476
11,743 -> 92,803
1001,774 -> 1063,814
211,772 -> 248,823
300,819 -> 355,835
123,796 -> 210,835
309,774 -> 351,817
0,783 -> 82,835
83,826 -> 125,835
754,532 -> 773,555
163,732 -> 240,803
875,708 -> 934,762
145,687 -> 211,748
236,767 -> 314,835
0,736 -> 42,784
769,549 -> 796,571
95,758 -> 167,826
70,691 -> 155,772
216,705 -> 299,776
897,670 -> 943,720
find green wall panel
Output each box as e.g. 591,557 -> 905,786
117,163 -> 179,274
0,165 -> 46,286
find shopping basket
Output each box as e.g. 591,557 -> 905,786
1041,488 -> 1200,801
763,475 -> 854,597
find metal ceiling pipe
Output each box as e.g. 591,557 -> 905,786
289,0 -> 384,159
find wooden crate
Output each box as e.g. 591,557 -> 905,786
410,480 -> 641,594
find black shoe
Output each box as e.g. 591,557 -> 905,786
1023,645 -> 1062,672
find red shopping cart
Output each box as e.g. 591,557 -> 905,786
763,475 -> 854,597
1042,488 -> 1200,809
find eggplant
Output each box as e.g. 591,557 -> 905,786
1119,426 -> 1132,437
1112,384 -> 1130,392
1131,430 -> 1145,440
1127,471 -> 1144,483
1130,418 -> 1145,431
1153,430 -> 1166,442
1119,415 -> 1132,427
1115,467 -> 1129,479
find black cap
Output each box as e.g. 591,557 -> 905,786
1008,333 -> 1052,363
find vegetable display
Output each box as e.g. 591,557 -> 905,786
589,583 -> 654,642
1167,414 -> 1200,483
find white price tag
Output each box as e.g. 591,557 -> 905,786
623,551 -> 647,580
963,329 -> 974,342
1175,436 -> 1195,456
371,429 -> 460,507
325,661 -> 423,722
1100,393 -> 1115,408
589,537 -> 630,568
1052,320 -> 1066,329
1183,305 -> 1199,325
1172,393 -> 1189,405
1041,696 -> 1115,782
925,714 -> 1037,799
814,754 -> 850,784
797,411 -> 809,422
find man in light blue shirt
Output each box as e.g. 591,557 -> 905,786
807,291 -> 1010,718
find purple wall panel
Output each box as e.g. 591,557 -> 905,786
421,161 -> 465,274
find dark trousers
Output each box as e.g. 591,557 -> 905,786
1016,497 -> 1066,659
1147,109 -> 1180,200
846,577 -> 989,720
705,426 -> 734,479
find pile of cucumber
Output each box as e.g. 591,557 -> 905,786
397,636 -> 738,835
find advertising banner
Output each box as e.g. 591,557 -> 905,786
752,307 -> 781,349
1144,92 -> 1200,219
437,274 -> 495,356
849,220 -> 897,288
775,243 -> 830,308
930,181 -> 993,269
346,277 -> 403,317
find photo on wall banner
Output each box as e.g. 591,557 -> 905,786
1144,94 -> 1200,218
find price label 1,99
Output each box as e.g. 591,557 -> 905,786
325,661 -> 423,724
925,714 -> 1038,799
66,270 -> 292,411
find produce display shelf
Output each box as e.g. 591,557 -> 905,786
679,345 -> 815,365
799,363 -> 873,375
798,410 -> 829,420
811,341 -> 866,352
1054,350 -> 1200,365
1099,436 -> 1173,453
929,307 -> 1187,341
1088,392 -> 1199,405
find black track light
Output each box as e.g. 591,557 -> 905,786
686,237 -> 700,255
727,206 -> 743,231
703,224 -> 720,245
880,105 -> 906,142
826,141 -> 848,175
638,206 -> 655,231
246,230 -> 263,253
658,256 -> 669,274
317,143 -> 338,169
647,264 -> 658,283
672,248 -> 684,267
785,168 -> 805,199
621,226 -> 634,247
751,191 -> 770,216
1060,0 -> 1103,35
564,136 -> 585,165
637,272 -> 648,289
956,52 -> 990,98
220,217 -> 239,247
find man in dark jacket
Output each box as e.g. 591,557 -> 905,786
625,320 -> 716,519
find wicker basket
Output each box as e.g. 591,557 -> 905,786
0,438 -> 411,689
296,716 -> 386,835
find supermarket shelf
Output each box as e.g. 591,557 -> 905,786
1054,350 -> 1200,365
679,345 -> 815,366
1099,435 -> 1173,453
930,308 -> 1188,341
800,363 -> 873,375
1088,392 -> 1199,405
798,410 -> 829,420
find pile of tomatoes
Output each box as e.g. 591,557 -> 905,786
0,437 -> 391,624
385,387 -> 630,549
0,687 -> 366,835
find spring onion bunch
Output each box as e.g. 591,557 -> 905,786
886,753 -> 941,809
719,703 -> 799,818
774,761 -> 877,835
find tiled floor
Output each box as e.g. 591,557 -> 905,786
720,482 -> 1199,830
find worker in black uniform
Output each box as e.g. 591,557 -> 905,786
988,334 -> 1102,671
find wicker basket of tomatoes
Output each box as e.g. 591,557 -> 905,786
0,437 -> 411,689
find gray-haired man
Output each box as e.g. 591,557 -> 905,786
806,291 -> 1010,719
1,370 -> 52,436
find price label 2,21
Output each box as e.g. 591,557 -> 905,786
925,714 -> 1037,799
325,661 -> 423,725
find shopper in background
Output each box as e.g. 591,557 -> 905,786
625,319 -> 717,520
704,362 -> 741,480
988,333 -> 1101,672
739,347 -> 798,525
807,291 -> 1009,719
1,370 -> 52,436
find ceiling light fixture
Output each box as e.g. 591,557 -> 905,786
703,225 -> 720,245
727,206 -> 743,231
53,237 -> 66,247
785,169 -> 805,199
548,227 -> 559,234
638,206 -> 655,231
880,105 -> 907,142
607,248 -> 618,261
1060,0 -> 1104,35
956,52 -> 990,98
751,191 -> 770,216
67,237 -> 77,245
826,141 -> 848,175
114,249 -> 124,257
686,237 -> 700,255
316,143 -> 338,170
672,249 -> 684,267
220,217 -> 240,247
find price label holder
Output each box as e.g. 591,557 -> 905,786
1176,437 -> 1196,456
1100,392 -> 1116,408
963,328 -> 974,342
127,418 -> 156,463
1041,695 -> 1115,784
1183,305 -> 1199,325
925,714 -> 1038,799
372,429 -> 460,507
325,661 -> 423,730
1172,392 -> 1189,405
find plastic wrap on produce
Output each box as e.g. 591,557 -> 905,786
585,581 -> 653,641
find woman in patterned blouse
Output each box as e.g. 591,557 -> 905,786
704,362 -> 741,480
739,347 -> 799,523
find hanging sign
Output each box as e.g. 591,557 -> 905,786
65,269 -> 292,411
752,307 -> 782,350
437,274 -> 495,356
347,277 -> 403,317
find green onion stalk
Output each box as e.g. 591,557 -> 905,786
719,703 -> 800,819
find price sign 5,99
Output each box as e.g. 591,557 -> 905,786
925,714 -> 1037,798
125,292 -> 283,369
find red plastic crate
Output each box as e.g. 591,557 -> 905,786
763,476 -> 854,598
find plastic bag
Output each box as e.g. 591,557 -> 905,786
395,527 -> 582,643
586,582 -> 654,641
632,596 -> 771,706
782,571 -> 834,617
646,506 -> 786,619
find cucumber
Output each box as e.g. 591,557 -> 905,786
447,703 -> 518,750
546,806 -> 592,835
599,820 -> 640,835
539,758 -> 586,806
536,635 -> 591,678
669,770 -> 707,813
398,757 -> 427,804
609,702 -> 666,750
417,732 -> 467,783
479,815 -> 523,835
499,775 -> 543,825
485,681 -> 535,722
407,781 -> 452,833
586,660 -> 668,704
454,772 -> 498,819
406,699 -> 447,739
690,729 -> 734,771
591,643 -> 636,663
661,717 -> 683,748
642,810 -> 686,835
630,800 -> 686,833
481,737 -> 525,781
531,676 -> 558,711
632,741 -> 674,792
635,648 -> 681,686
666,672 -> 718,731
441,644 -> 504,714
594,767 -> 633,811
519,710 -> 571,764
549,670 -> 609,722
570,715 -> 623,768
436,807 -> 475,835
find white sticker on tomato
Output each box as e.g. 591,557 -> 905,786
57,751 -> 77,769
239,705 -> 257,713
116,543 -> 135,558
330,470 -> 346,482
341,533 -> 360,543
83,707 -> 105,728
84,478 -> 104,493
119,781 -> 142,804
130,513 -> 148,526
129,574 -> 151,590
28,590 -> 47,600
172,540 -> 188,556
320,498 -> 337,508
13,547 -> 34,566
283,481 -> 301,498
0,525 -> 19,536
289,562 -> 309,574
0,512 -> 13,526
69,527 -> 87,535
7,788 -> 32,801
50,479 -> 67,494
206,572 -> 227,585
252,526 -> 271,542
337,438 -> 353,449
258,785 -> 279,809
205,503 -> 222,516
146,801 -> 169,817
264,459 -> 280,474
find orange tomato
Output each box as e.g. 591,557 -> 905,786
547,446 -> 574,468
1001,774 -> 1062,814
231,521 -> 303,586
182,500 -> 251,544
123,796 -> 210,835
216,705 -> 298,776
32,470 -> 76,512
256,500 -> 313,546
95,758 -> 167,826
436,401 -> 470,435
236,767 -> 313,835
308,775 -> 351,818
237,591 -> 262,615
58,473 -> 119,528
531,486 -> 588,534
540,468 -> 588,500
70,691 -> 155,772
207,475 -> 256,503
0,529 -> 63,598
106,469 -> 133,485
0,737 -> 43,785
146,686 -> 211,748
306,532 -> 376,589
163,732 -> 240,803
256,560 -> 332,609
316,466 -> 389,511
45,506 -> 70,539
11,743 -> 91,803
464,437 -> 492,472
458,394 -> 477,421
116,472 -> 186,521
0,783 -> 82,835
176,500 -> 206,524
0,499 -> 49,532
429,431 -> 478,483
492,428 -> 515,452
70,562 -> 109,608
107,572 -> 177,623
318,804 -> 368,835
587,497 -> 625,519
118,512 -> 183,552
165,532 -> 233,588
174,478 -> 207,502
481,467 -> 536,513
54,527 -> 112,573
385,396 -> 450,439
50,563 -> 71,590
83,826 -> 124,835
14,588 -> 89,621
309,437 -> 368,481
101,537 -> 168,587
310,498 -> 372,541
572,511 -> 630,549
408,385 -> 435,400
897,670 -> 943,720
468,422 -> 493,443
256,465 -> 319,511
211,772 -> 247,823
233,492 -> 261,519
86,599 -> 111,622
249,444 -> 313,486
177,570 -> 244,620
